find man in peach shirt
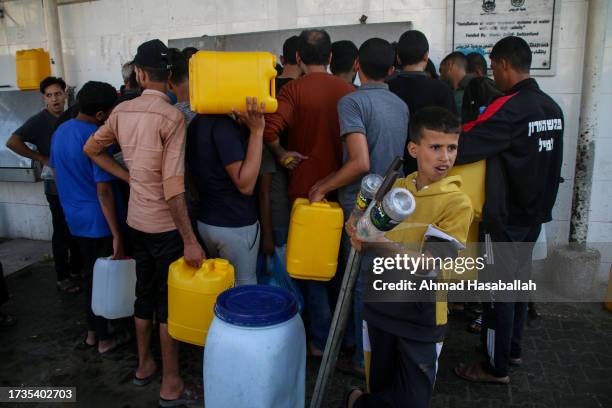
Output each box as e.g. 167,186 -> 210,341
84,39 -> 205,406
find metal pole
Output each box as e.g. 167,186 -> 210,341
310,157 -> 403,407
569,0 -> 609,245
42,0 -> 65,78
309,247 -> 362,408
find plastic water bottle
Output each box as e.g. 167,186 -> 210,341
357,187 -> 416,241
347,174 -> 383,227
354,174 -> 383,213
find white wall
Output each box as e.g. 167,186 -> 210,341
588,6 -> 612,284
0,0 -> 610,260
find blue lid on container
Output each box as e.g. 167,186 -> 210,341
214,285 -> 298,327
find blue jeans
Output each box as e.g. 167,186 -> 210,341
297,280 -> 332,351
339,229 -> 365,368
273,227 -> 289,247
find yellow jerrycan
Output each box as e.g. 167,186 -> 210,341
449,160 -> 486,281
448,160 -> 486,220
168,258 -> 235,346
189,51 -> 278,114
286,199 -> 344,281
16,49 -> 52,91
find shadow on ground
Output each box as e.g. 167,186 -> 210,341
1,261 -> 611,407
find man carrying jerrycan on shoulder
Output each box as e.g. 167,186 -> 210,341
84,39 -> 205,407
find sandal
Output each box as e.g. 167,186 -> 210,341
343,387 -> 363,408
74,333 -> 97,350
56,279 -> 81,294
0,312 -> 17,328
159,385 -> 203,407
99,331 -> 131,355
133,370 -> 157,387
454,362 -> 510,384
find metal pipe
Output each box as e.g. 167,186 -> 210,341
569,0 -> 609,245
42,0 -> 65,78
309,247 -> 362,408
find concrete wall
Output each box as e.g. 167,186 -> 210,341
0,181 -> 50,240
0,1 -> 610,276
588,7 -> 612,284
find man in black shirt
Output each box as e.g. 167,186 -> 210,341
277,35 -> 302,92
440,51 -> 470,113
386,30 -> 457,174
6,76 -> 81,293
460,52 -> 503,123
454,36 -> 563,385
330,40 -> 358,86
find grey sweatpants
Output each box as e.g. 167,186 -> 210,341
197,221 -> 260,286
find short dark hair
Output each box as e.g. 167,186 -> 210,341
409,107 -> 461,143
390,41 -> 402,70
396,30 -> 429,66
297,29 -> 332,65
425,59 -> 439,79
441,51 -> 468,70
282,35 -> 300,65
358,38 -> 395,80
39,76 -> 66,94
169,49 -> 189,84
134,64 -> 170,82
77,81 -> 117,116
466,52 -> 487,75
490,36 -> 532,73
182,47 -> 198,59
330,40 -> 358,75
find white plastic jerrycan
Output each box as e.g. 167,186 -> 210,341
91,257 -> 136,319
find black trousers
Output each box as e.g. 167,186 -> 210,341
130,228 -> 183,324
75,236 -> 113,341
0,262 -> 8,306
46,194 -> 82,282
355,323 -> 441,408
481,224 -> 541,377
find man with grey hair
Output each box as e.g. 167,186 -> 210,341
120,60 -> 139,98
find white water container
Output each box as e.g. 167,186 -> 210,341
204,285 -> 306,408
91,257 -> 136,319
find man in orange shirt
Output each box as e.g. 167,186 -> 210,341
84,39 -> 205,407
264,29 -> 354,355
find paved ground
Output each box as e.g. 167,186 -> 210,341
1,259 -> 611,408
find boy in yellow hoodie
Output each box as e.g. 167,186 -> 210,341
346,107 -> 473,408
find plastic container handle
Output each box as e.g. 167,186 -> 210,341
311,201 -> 331,208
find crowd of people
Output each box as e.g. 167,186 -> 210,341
4,27 -> 563,408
